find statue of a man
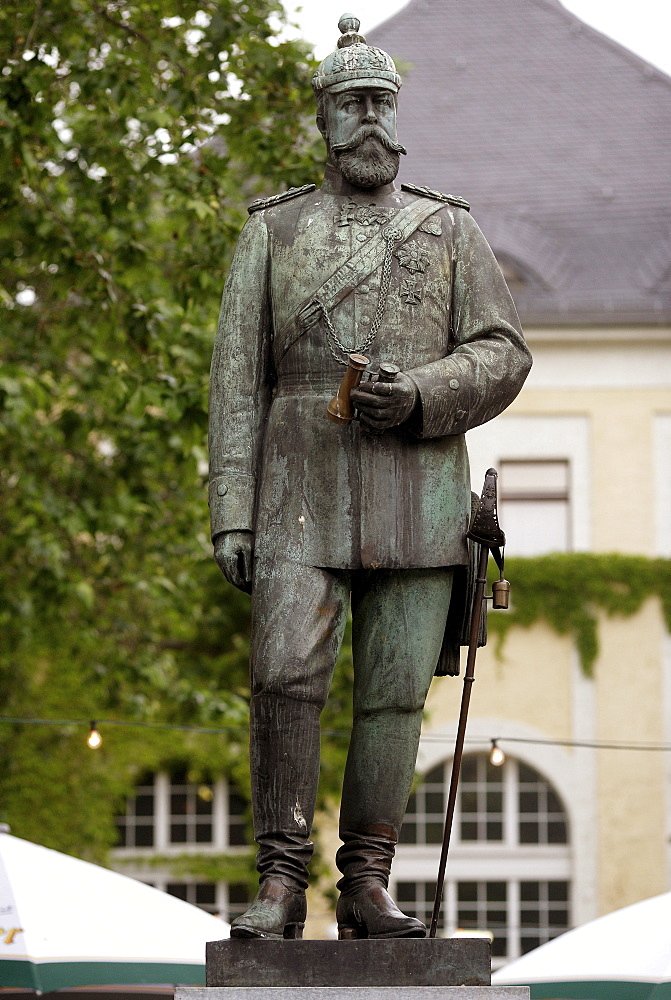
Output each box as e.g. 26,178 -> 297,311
208,15 -> 531,940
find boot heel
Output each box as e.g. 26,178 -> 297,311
284,922 -> 304,939
338,924 -> 365,940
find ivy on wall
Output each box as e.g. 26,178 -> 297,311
487,554 -> 671,676
120,851 -> 257,887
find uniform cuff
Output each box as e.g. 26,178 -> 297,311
406,364 -> 470,438
208,472 -> 256,539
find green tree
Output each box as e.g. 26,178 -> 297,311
0,0 -> 348,861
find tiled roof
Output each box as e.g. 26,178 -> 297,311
369,0 -> 671,325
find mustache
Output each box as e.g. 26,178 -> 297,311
330,124 -> 407,156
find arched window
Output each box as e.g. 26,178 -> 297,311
393,753 -> 571,966
113,767 -> 252,923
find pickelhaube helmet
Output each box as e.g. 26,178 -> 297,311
312,14 -> 402,95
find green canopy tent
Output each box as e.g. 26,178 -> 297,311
493,891 -> 671,1000
0,829 -> 229,993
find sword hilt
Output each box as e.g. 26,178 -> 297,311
467,467 -> 505,549
470,468 -> 509,608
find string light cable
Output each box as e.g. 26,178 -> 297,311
2,716 -> 671,755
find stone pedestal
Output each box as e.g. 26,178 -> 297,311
206,939 -> 489,988
174,938 -> 529,1000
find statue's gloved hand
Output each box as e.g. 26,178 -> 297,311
213,530 -> 254,594
350,372 -> 418,432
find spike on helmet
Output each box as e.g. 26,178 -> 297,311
312,14 -> 402,95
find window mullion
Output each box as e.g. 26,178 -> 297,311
451,758 -> 461,844
214,777 -> 226,849
504,758 -> 517,846
477,756 -> 485,841
216,879 -> 227,920
508,878 -> 520,962
155,772 -> 169,850
445,877 -> 457,936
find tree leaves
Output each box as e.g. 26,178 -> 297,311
0,0 -> 328,858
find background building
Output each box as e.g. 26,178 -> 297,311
371,0 -> 671,966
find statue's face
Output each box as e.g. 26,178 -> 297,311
327,87 -> 398,149
321,86 -> 406,189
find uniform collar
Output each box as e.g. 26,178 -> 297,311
320,161 -> 397,198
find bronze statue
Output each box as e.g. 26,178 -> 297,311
208,14 -> 532,940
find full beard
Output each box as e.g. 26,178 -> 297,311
331,126 -> 405,189
336,138 -> 401,188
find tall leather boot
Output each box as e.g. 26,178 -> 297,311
230,693 -> 319,939
335,824 -> 426,938
230,872 -> 307,940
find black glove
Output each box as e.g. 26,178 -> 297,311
350,372 -> 418,432
213,530 -> 254,593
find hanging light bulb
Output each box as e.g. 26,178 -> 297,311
87,721 -> 102,749
489,739 -> 505,767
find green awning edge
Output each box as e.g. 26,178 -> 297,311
528,981 -> 670,1000
0,960 -> 206,992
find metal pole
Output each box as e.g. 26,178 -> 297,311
428,542 -> 490,939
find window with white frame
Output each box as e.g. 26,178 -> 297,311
499,459 -> 570,556
115,767 -> 247,850
114,767 -> 252,922
165,881 -> 218,913
394,754 -> 571,966
116,773 -> 156,848
159,880 -> 252,921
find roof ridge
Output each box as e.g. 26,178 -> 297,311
370,0 -> 671,90
542,0 -> 671,86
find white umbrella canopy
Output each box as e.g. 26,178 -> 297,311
492,891 -> 671,1000
0,831 -> 229,993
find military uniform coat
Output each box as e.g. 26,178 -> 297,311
208,166 -> 532,570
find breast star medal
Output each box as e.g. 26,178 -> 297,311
395,240 -> 431,275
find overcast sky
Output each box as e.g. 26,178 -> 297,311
281,0 -> 671,77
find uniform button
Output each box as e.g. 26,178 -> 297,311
217,482 -> 228,496
449,378 -> 459,390
360,284 -> 370,293
356,233 -> 367,242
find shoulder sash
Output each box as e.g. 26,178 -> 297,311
276,195 -> 445,359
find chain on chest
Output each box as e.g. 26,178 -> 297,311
320,201 -> 440,363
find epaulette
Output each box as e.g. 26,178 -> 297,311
248,184 -> 316,215
401,182 -> 470,212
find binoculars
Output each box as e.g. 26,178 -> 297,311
326,354 -> 401,425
